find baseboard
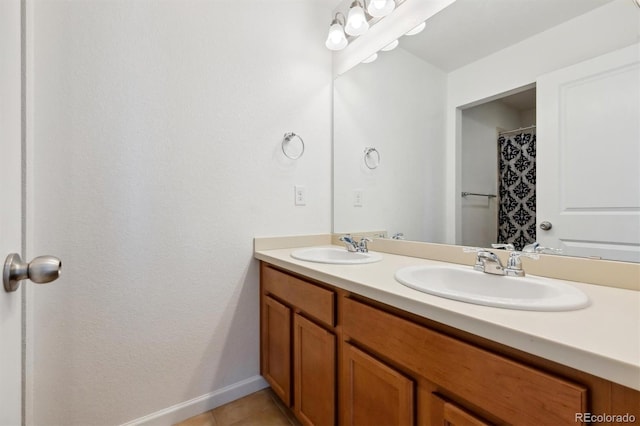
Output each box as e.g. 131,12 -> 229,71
120,375 -> 269,426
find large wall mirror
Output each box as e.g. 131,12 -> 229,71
333,0 -> 640,262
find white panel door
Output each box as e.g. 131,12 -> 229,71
0,0 -> 24,424
537,44 -> 640,262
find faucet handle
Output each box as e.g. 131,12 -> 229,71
358,237 -> 372,252
503,250 -> 540,277
491,243 -> 515,251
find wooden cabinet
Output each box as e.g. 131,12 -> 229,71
259,261 -> 640,426
341,343 -> 414,426
260,264 -> 336,426
341,297 -> 587,425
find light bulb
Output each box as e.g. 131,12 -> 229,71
362,53 -> 378,64
325,22 -> 347,51
405,22 -> 426,36
381,39 -> 399,51
345,2 -> 369,36
367,0 -> 395,18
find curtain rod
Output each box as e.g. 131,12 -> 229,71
499,124 -> 536,136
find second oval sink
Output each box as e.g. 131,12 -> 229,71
291,247 -> 382,265
395,264 -> 589,311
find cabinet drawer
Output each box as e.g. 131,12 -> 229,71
343,297 -> 587,425
431,394 -> 492,426
262,264 -> 335,327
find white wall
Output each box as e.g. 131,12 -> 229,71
445,0 -> 640,242
28,1 -> 332,425
460,102 -> 522,248
334,48 -> 446,242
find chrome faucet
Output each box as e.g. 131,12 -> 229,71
465,244 -> 542,277
474,250 -> 505,275
339,235 -> 372,253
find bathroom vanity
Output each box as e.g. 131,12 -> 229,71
255,237 -> 640,426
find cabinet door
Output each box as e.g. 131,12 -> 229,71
262,296 -> 291,406
294,314 -> 336,426
431,394 -> 491,426
342,343 -> 414,426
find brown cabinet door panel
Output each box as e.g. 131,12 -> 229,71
262,296 -> 291,406
294,314 -> 336,426
342,343 -> 414,426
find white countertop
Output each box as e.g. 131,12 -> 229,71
255,245 -> 640,391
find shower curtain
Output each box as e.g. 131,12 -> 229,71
497,129 -> 536,250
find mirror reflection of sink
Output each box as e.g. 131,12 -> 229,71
394,265 -> 589,311
291,247 -> 382,265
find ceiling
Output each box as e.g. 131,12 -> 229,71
400,0 -> 617,72
500,88 -> 536,111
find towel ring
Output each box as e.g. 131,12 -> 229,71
282,132 -> 305,160
364,147 -> 380,169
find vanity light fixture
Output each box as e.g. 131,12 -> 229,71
362,53 -> 378,64
367,0 -> 395,18
325,0 -> 403,51
380,39 -> 399,51
345,0 -> 370,36
405,21 -> 426,36
325,12 -> 348,51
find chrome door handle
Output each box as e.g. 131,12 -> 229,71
3,253 -> 62,292
539,221 -> 553,231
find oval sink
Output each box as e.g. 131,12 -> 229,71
291,247 -> 382,265
395,265 -> 589,311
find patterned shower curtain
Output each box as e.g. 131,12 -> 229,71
497,130 -> 536,250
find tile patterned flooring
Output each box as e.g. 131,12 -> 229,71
174,389 -> 300,426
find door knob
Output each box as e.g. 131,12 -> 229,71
539,221 -> 553,231
3,253 -> 62,293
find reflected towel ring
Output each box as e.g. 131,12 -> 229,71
364,147 -> 380,169
282,132 -> 305,160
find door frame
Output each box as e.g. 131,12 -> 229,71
0,0 -> 25,424
24,0 -> 37,423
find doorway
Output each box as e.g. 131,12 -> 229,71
459,86 -> 536,249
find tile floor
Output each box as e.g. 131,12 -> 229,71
174,389 -> 300,426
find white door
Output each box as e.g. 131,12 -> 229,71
537,44 -> 640,262
1,0 -> 24,424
